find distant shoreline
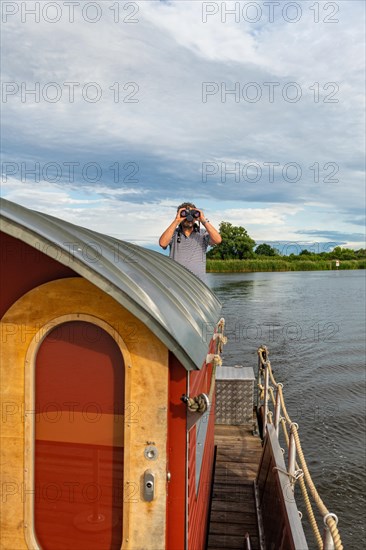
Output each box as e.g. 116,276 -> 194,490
206,259 -> 365,272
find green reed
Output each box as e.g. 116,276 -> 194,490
206,258 -> 366,272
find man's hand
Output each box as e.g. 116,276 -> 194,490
197,209 -> 206,223
175,207 -> 186,223
197,209 -> 222,245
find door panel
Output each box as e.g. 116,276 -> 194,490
34,321 -> 124,550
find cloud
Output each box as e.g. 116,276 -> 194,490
221,204 -> 303,225
1,0 -> 365,249
295,229 -> 365,243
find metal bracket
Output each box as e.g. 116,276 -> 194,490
143,470 -> 155,502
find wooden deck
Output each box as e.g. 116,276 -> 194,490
206,424 -> 263,550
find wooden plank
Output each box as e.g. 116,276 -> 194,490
208,545 -> 259,550
209,522 -> 257,536
213,471 -> 258,482
215,467 -> 260,476
211,502 -> 257,515
216,447 -> 262,457
211,493 -> 253,504
215,439 -> 260,448
207,533 -> 259,549
208,541 -> 259,550
210,517 -> 249,528
212,486 -> 253,496
206,424 -> 262,550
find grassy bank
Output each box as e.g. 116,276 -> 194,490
206,259 -> 366,272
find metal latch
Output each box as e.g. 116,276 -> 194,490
143,469 -> 155,501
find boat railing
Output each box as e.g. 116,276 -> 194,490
256,345 -> 343,550
255,422 -> 309,549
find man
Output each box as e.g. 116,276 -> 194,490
159,202 -> 222,281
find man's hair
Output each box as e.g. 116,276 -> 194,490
177,202 -> 196,211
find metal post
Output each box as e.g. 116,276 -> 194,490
323,529 -> 335,550
323,513 -> 338,550
274,387 -> 281,437
263,364 -> 269,437
257,355 -> 261,411
288,428 -> 296,491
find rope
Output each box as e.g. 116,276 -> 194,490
298,475 -> 323,549
272,466 -> 303,483
279,414 -> 323,548
291,423 -> 343,550
257,383 -> 264,401
257,347 -> 343,550
208,357 -> 220,403
184,393 -> 209,413
213,330 -> 228,354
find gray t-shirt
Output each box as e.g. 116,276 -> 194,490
169,227 -> 210,281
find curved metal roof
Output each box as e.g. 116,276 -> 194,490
0,198 -> 221,371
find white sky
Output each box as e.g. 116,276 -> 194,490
1,0 -> 365,252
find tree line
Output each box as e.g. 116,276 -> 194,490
207,222 -> 366,260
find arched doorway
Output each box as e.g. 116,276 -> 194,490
34,321 -> 124,549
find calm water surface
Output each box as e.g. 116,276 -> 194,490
206,270 -> 366,550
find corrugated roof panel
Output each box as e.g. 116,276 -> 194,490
0,198 -> 222,371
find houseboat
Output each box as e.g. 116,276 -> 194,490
0,198 -> 342,549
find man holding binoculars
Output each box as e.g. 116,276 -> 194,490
159,202 -> 221,281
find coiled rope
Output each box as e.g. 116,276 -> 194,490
257,346 -> 343,550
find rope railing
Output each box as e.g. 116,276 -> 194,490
257,345 -> 343,550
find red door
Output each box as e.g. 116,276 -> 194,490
34,321 -> 124,550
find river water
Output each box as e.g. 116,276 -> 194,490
206,270 -> 365,549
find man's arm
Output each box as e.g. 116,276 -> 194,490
159,210 -> 184,249
199,212 -> 222,245
159,220 -> 178,249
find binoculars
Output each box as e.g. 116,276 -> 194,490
181,209 -> 200,222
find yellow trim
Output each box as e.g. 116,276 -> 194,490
23,313 -> 130,550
